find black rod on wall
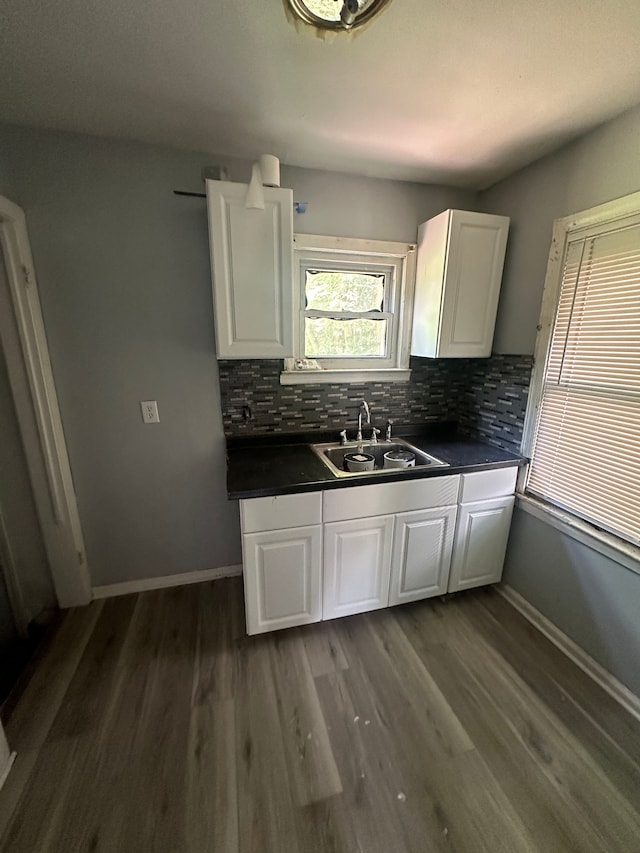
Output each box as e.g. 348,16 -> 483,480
173,190 -> 207,198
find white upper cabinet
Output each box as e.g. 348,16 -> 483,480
205,179 -> 294,359
411,209 -> 509,358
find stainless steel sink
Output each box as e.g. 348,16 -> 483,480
311,437 -> 449,478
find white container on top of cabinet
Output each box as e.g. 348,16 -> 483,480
205,179 -> 294,359
411,209 -> 509,358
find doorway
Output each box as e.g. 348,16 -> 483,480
0,246 -> 54,701
0,195 -> 91,700
0,195 -> 91,611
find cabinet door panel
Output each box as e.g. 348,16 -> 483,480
243,525 -> 322,635
448,496 -> 514,592
389,506 -> 456,605
439,211 -> 509,357
323,516 -> 394,620
206,180 -> 294,358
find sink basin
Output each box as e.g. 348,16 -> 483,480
311,437 -> 449,478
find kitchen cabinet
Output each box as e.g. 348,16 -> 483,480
411,209 -> 509,358
238,466 -> 518,634
240,492 -> 322,635
323,515 -> 394,620
448,496 -> 514,592
205,179 -> 294,359
447,468 -> 517,592
323,475 -> 460,616
388,506 -> 457,605
243,525 -> 322,634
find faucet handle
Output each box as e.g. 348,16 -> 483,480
370,427 -> 381,444
339,429 -> 348,446
386,419 -> 393,441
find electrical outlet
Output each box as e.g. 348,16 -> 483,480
141,400 -> 160,423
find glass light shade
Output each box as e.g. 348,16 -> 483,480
287,0 -> 389,30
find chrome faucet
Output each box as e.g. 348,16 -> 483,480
356,400 -> 370,441
386,419 -> 393,442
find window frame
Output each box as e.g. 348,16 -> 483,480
284,234 -> 417,384
520,189 -> 640,568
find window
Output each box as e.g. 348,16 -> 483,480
524,191 -> 640,548
284,234 -> 416,383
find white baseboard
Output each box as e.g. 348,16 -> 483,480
0,752 -> 16,792
92,564 -> 243,600
497,584 -> 640,723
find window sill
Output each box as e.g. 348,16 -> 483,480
280,368 -> 412,385
516,493 -> 640,577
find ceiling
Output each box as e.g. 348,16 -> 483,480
1,0 -> 640,189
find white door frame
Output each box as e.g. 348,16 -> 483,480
0,720 -> 15,791
0,195 -> 91,608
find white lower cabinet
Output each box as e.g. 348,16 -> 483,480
239,466 -> 518,634
389,506 -> 457,605
323,515 -> 394,620
447,495 -> 515,592
243,525 -> 322,635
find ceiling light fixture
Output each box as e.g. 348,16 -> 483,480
287,0 -> 390,31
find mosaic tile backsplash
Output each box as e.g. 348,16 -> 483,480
218,354 -> 533,454
456,355 -> 533,453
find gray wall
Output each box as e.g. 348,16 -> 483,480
281,165 -> 475,243
482,103 -> 640,695
0,124 -> 475,588
504,512 -> 640,697
483,103 -> 640,355
0,125 -> 242,587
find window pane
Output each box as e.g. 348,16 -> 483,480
305,270 -> 384,312
305,317 -> 387,357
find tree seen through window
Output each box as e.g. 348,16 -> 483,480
304,270 -> 387,357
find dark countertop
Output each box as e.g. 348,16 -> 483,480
226,424 -> 527,500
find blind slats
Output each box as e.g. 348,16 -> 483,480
527,219 -> 640,546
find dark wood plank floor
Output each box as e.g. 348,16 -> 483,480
1,578 -> 639,852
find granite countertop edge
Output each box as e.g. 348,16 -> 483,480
226,424 -> 528,501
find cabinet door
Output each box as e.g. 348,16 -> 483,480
206,180 -> 294,359
448,496 -> 514,592
243,525 -> 322,635
438,210 -> 509,358
323,516 -> 394,620
389,506 -> 457,606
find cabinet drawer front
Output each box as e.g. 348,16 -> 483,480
241,492 -> 322,533
460,467 -> 517,503
323,475 -> 460,523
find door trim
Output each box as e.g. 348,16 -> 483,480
0,506 -> 29,635
0,196 -> 91,607
0,721 -> 16,792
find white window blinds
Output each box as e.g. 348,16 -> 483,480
527,217 -> 640,547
